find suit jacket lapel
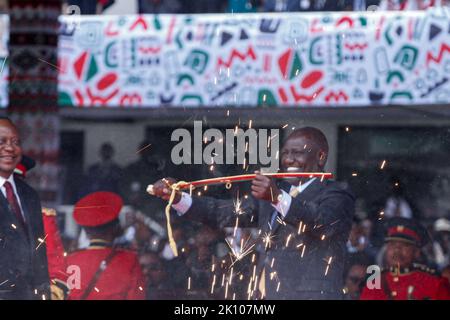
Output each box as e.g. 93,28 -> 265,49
270,179 -> 326,235
293,178 -> 326,203
14,179 -> 35,243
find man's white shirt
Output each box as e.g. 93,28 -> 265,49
173,178 -> 317,219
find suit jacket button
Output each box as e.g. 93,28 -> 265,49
393,277 -> 399,282
392,291 -> 397,296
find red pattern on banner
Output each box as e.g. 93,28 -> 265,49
310,18 -> 324,33
217,46 -> 257,69
301,70 -> 323,89
75,89 -> 84,105
105,20 -> 120,36
344,43 -> 368,51
325,90 -> 349,102
97,73 -> 118,91
426,43 -> 450,66
138,47 -> 162,54
166,16 -> 177,44
87,87 -> 119,105
290,85 -> 325,102
278,49 -> 291,79
375,16 -> 385,41
130,15 -> 149,31
278,87 -> 289,103
74,52 -> 88,80
263,54 -> 271,72
120,93 -> 143,106
336,16 -> 354,28
408,17 -> 414,41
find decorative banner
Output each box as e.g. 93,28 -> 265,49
0,15 -> 8,108
8,1 -> 61,204
58,9 -> 450,108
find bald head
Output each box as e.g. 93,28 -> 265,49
285,127 -> 329,156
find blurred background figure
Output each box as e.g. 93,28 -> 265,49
347,219 -> 377,263
81,143 -> 123,197
64,0 -> 116,14
263,0 -> 311,11
383,177 -> 413,219
346,0 -> 382,10
178,0 -> 226,13
120,138 -> 172,222
227,0 -> 261,13
432,218 -> 450,271
343,254 -> 373,300
139,251 -> 182,299
137,0 -> 182,13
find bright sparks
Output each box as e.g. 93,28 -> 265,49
233,192 -> 244,215
298,221 -> 303,235
325,256 -> 333,276
226,237 -> 256,269
301,245 -> 306,258
262,232 -> 274,250
36,234 -> 49,250
285,234 -> 292,247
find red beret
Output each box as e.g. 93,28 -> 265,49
15,163 -> 27,177
73,191 -> 123,227
14,155 -> 36,178
384,217 -> 429,247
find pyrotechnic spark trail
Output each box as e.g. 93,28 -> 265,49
135,143 -> 151,154
36,234 -> 48,250
38,57 -> 62,72
226,237 -> 256,269
263,232 -> 274,250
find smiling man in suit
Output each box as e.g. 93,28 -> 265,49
0,117 -> 50,300
151,127 -> 355,299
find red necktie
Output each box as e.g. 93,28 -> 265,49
3,181 -> 26,228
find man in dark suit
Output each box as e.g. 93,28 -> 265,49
0,117 -> 50,300
151,127 -> 355,299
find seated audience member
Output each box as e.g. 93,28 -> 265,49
360,218 -> 450,300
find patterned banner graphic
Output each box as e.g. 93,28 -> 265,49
58,9 -> 450,108
0,15 -> 8,108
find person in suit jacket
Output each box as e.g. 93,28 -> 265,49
14,155 -> 69,300
150,127 -> 355,299
0,117 -> 50,300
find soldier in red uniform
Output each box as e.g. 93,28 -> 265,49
360,217 -> 450,300
42,207 -> 69,299
15,156 -> 69,300
67,191 -> 146,300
